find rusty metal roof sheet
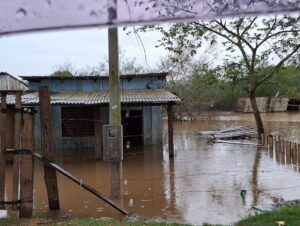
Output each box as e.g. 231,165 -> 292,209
6,89 -> 180,105
20,72 -> 168,81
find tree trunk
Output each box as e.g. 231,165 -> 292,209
249,88 -> 264,138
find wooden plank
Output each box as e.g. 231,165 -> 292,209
39,86 -> 60,210
199,125 -> 256,140
19,112 -> 34,217
0,93 -> 7,209
33,152 -> 129,216
13,92 -> 22,207
213,140 -> 260,146
167,105 -> 174,158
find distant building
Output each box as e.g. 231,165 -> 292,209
235,97 -> 289,112
5,73 -> 180,159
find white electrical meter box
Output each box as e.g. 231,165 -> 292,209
103,125 -> 123,162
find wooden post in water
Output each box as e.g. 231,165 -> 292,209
295,143 -> 299,165
275,140 -> 280,163
298,144 -> 300,168
167,105 -> 174,158
0,93 -> 7,209
261,133 -> 265,145
286,141 -> 291,165
268,135 -> 273,157
13,91 -> 22,207
280,139 -> 285,164
292,143 -> 297,165
39,87 -> 60,210
19,109 -> 35,217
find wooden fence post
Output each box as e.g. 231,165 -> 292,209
286,141 -> 291,165
280,139 -> 285,164
261,133 -> 265,145
0,93 -> 7,209
298,144 -> 300,167
292,143 -> 297,165
269,135 -> 274,157
275,140 -> 280,163
167,105 -> 174,158
39,87 -> 60,210
19,110 -> 35,217
13,92 -> 22,207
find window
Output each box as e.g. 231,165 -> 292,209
62,107 -> 94,137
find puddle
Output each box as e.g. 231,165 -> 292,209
3,112 -> 300,225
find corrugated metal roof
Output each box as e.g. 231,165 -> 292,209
5,89 -> 180,105
20,72 -> 168,81
0,73 -> 28,91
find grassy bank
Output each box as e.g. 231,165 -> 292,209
1,205 -> 300,226
233,204 -> 300,226
0,217 -> 192,226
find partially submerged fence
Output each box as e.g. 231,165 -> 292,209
261,134 -> 300,166
0,87 -> 129,218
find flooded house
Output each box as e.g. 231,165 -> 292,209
10,73 -> 180,159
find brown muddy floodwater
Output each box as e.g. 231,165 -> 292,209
4,112 -> 300,225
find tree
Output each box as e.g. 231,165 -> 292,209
98,50 -> 146,76
138,15 -> 300,136
51,50 -> 146,77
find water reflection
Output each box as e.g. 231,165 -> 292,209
4,112 -> 300,225
251,147 -> 262,207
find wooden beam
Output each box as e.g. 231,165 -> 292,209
39,86 -> 60,210
13,92 -> 22,207
19,111 -> 34,217
0,93 -> 7,209
33,152 -> 129,216
167,105 -> 174,158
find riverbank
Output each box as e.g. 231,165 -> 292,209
1,205 -> 300,226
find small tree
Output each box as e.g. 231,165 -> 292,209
138,15 -> 300,136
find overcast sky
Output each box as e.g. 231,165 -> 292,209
0,27 -> 167,76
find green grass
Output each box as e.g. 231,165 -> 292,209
233,205 -> 300,226
1,205 -> 300,226
0,217 -> 192,226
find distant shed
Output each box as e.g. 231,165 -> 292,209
235,97 -> 288,112
0,72 -> 28,92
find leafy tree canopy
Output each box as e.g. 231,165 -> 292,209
137,15 -> 300,135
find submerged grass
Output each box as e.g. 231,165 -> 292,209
1,205 -> 300,226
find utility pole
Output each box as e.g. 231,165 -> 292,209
108,0 -> 123,198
